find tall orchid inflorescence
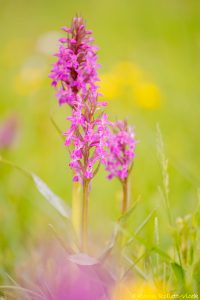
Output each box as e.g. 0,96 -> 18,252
103,120 -> 136,214
50,17 -> 109,250
49,17 -> 100,108
49,17 -> 108,183
50,16 -> 136,250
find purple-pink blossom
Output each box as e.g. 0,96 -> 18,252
103,120 -> 136,181
50,17 -> 109,182
50,18 -> 136,183
65,110 -> 110,182
49,17 -> 100,108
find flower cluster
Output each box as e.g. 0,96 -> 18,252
50,18 -> 136,183
103,120 -> 136,181
50,17 -> 109,182
65,106 -> 109,182
49,17 -> 100,108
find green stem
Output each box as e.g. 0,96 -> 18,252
122,177 -> 129,215
118,177 -> 129,277
72,180 -> 81,243
81,178 -> 89,252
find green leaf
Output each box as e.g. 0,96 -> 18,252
123,253 -> 149,281
134,207 -> 158,235
171,262 -> 185,287
118,196 -> 140,224
0,156 -> 71,219
151,246 -> 171,262
32,173 -> 70,218
193,260 -> 200,294
99,223 -> 119,262
125,207 -> 158,249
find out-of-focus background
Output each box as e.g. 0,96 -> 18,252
0,0 -> 200,274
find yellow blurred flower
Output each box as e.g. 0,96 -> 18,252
111,281 -> 167,300
113,62 -> 142,87
100,72 -> 121,100
100,61 -> 161,109
134,82 -> 161,109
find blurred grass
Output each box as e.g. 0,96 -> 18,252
0,0 -> 200,276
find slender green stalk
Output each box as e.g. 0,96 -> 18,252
81,179 -> 89,252
118,177 -> 129,258
122,177 -> 129,215
72,181 -> 81,243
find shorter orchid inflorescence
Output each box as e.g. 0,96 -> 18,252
103,120 -> 136,214
50,16 -> 136,250
103,120 -> 136,181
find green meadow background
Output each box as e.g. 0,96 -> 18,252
0,0 -> 200,278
